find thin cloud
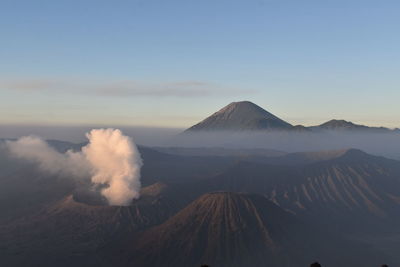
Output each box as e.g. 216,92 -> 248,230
0,78 -> 254,98
0,79 -> 64,91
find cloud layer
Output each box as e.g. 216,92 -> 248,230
0,78 -> 252,98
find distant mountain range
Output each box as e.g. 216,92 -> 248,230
185,101 -> 399,133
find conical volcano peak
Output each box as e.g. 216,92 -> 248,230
215,101 -> 281,119
186,101 -> 292,131
334,148 -> 377,162
188,192 -> 289,222
219,101 -> 271,113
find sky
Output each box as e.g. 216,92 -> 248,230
1,0 -> 399,128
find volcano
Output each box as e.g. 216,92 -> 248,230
130,192 -> 380,267
185,101 -> 292,132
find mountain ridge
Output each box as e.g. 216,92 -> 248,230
184,101 -> 399,133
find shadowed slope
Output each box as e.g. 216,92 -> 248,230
202,150 -> 400,231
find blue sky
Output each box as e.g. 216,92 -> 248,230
1,0 -> 399,128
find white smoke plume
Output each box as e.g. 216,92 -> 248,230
6,136 -> 88,177
6,128 -> 143,206
82,129 -> 142,205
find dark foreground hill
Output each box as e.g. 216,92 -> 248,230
0,187 -> 185,267
130,192 -> 383,267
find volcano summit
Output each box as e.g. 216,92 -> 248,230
185,101 -> 293,132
